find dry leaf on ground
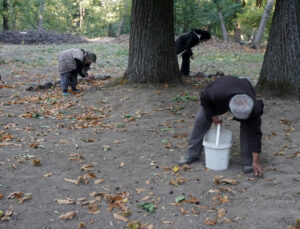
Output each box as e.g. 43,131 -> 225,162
217,208 -> 226,218
88,203 -> 100,214
204,217 -> 217,225
135,188 -> 146,194
59,211 -> 76,220
55,199 -> 74,205
94,179 -> 104,184
113,213 -> 129,222
5,205 -> 13,217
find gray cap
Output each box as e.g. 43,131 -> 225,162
229,94 -> 254,120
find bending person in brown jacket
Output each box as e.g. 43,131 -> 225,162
179,76 -> 264,176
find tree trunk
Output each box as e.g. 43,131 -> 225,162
218,11 -> 228,42
3,0 -> 9,31
124,0 -> 181,84
79,1 -> 85,33
234,0 -> 241,43
38,0 -> 46,31
234,23 -> 241,43
251,0 -> 274,49
108,23 -> 114,37
256,0 -> 300,97
116,17 -> 125,37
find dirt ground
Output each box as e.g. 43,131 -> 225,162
0,40 -> 299,229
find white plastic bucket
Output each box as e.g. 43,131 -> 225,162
203,124 -> 232,171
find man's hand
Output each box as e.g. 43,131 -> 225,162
211,115 -> 222,126
86,75 -> 95,81
252,152 -> 263,176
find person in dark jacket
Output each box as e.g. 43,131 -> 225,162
175,29 -> 211,76
58,48 -> 96,96
178,76 -> 264,176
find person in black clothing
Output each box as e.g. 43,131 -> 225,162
175,29 -> 211,76
178,76 -> 264,176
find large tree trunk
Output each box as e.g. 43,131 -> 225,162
38,0 -> 46,31
124,0 -> 181,84
251,0 -> 275,49
218,11 -> 228,42
256,0 -> 300,97
3,0 -> 9,31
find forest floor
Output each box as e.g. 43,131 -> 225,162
0,37 -> 299,229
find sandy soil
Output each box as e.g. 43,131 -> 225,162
0,41 -> 299,229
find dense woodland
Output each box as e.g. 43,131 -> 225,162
1,0 -> 273,43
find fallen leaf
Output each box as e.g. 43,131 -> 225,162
172,165 -> 179,173
139,202 -> 155,213
185,197 -> 200,204
180,207 -> 187,215
44,173 -> 53,177
204,217 -> 217,225
141,196 -> 150,201
175,196 -> 185,203
88,203 -> 100,214
169,179 -> 178,186
78,222 -> 87,228
18,193 -> 32,204
214,176 -> 224,185
221,217 -> 233,223
222,178 -> 238,185
219,187 -> 235,193
55,199 -> 74,205
113,213 -> 129,222
163,221 -> 173,224
94,179 -> 104,184
127,220 -> 141,229
59,211 -> 76,220
264,177 -> 276,182
32,158 -> 41,166
217,208 -> 226,218
64,178 -> 78,185
247,177 -> 257,181
7,192 -> 23,199
5,205 -> 13,216
0,194 -> 4,200
135,188 -> 146,194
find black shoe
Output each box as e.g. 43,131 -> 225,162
242,165 -> 253,173
178,155 -> 199,166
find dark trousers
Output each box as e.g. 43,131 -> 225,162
180,52 -> 191,76
187,107 -> 259,166
60,72 -> 78,93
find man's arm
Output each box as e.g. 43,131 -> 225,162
74,58 -> 87,77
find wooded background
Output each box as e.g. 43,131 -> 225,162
0,0 -> 273,44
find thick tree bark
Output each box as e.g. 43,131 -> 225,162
256,0 -> 300,97
251,0 -> 274,49
218,11 -> 228,42
3,0 -> 9,31
38,0 -> 46,31
124,0 -> 181,84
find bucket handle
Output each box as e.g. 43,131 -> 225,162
215,124 -> 221,147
